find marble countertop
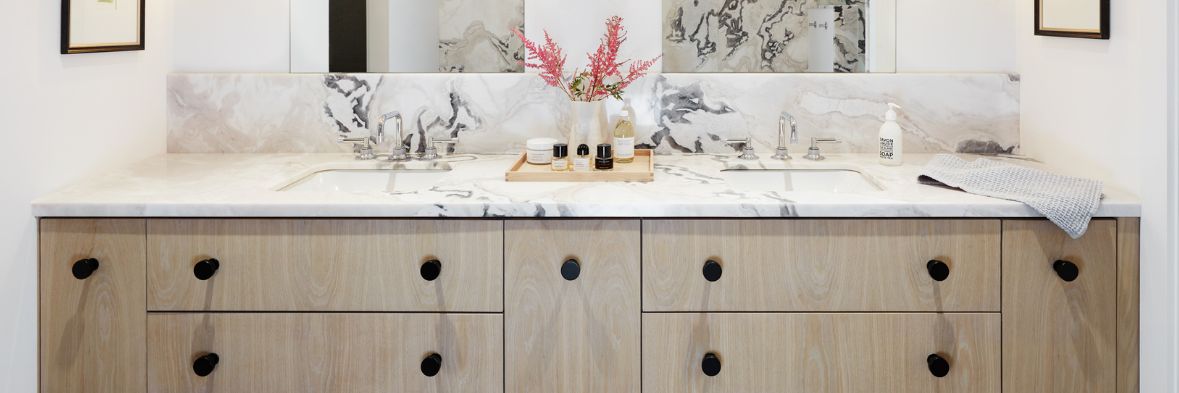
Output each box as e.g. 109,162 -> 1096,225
32,153 -> 1140,218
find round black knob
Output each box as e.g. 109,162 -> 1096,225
71,258 -> 100,280
193,258 -> 220,281
192,353 -> 220,377
420,353 -> 442,377
701,352 -> 722,377
927,259 -> 950,282
420,259 -> 442,281
927,354 -> 951,378
561,259 -> 581,281
702,260 -> 723,282
1053,260 -> 1080,282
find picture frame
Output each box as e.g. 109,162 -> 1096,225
61,0 -> 146,54
1034,0 -> 1110,39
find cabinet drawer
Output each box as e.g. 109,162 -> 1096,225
643,220 -> 1000,312
148,313 -> 503,393
643,313 -> 1000,393
505,220 -> 641,393
147,219 -> 503,312
1003,219 -> 1117,392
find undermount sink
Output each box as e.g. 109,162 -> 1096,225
721,168 -> 883,193
280,163 -> 452,193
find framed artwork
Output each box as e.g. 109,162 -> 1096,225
1035,0 -> 1110,39
61,0 -> 146,54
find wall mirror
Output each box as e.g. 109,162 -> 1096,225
290,0 -> 895,73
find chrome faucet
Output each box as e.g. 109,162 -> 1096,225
337,129 -> 382,161
803,137 -> 842,161
376,111 -> 409,161
773,112 -> 799,160
725,137 -> 759,160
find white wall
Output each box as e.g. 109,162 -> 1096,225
172,0 -> 290,72
0,1 -> 172,392
1016,0 -> 1175,391
897,0 -> 1018,72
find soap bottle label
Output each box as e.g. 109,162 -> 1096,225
615,138 -> 635,159
879,138 -> 895,160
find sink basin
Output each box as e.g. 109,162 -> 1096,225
721,168 -> 883,193
280,164 -> 451,193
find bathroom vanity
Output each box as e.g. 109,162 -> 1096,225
33,153 -> 1140,393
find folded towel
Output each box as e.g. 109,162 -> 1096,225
918,154 -> 1104,239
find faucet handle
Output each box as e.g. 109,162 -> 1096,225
725,137 -> 759,160
804,137 -> 842,161
422,135 -> 459,161
338,135 -> 377,160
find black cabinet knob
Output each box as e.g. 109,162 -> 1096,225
927,259 -> 950,282
192,353 -> 220,377
71,258 -> 100,280
927,354 -> 951,378
1053,260 -> 1080,282
702,260 -> 723,282
561,259 -> 581,281
193,258 -> 220,281
420,259 -> 442,281
420,353 -> 442,377
701,352 -> 722,377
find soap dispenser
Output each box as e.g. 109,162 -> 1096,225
878,103 -> 904,166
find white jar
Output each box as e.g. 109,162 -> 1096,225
526,138 -> 557,165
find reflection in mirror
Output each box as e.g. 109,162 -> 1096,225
663,0 -> 879,73
292,0 -> 525,73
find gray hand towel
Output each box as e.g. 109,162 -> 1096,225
918,154 -> 1104,239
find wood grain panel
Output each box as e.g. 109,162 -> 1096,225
643,220 -> 1001,312
643,313 -> 1001,393
505,220 -> 641,393
147,313 -> 503,393
1117,218 -> 1140,393
40,219 -> 146,393
1003,219 -> 1117,393
147,219 -> 503,312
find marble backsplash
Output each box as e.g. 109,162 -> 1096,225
168,72 -> 1019,155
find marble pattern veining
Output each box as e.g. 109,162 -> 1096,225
168,72 -> 1019,155
663,0 -> 867,73
32,153 -> 1139,218
438,0 -> 525,73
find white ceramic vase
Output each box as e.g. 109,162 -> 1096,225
570,101 -> 609,148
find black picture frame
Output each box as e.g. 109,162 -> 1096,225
61,0 -> 146,54
1034,0 -> 1110,39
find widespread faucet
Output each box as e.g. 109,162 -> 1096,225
725,137 -> 759,160
773,112 -> 800,160
376,111 -> 408,161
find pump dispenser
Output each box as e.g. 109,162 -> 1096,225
878,103 -> 904,166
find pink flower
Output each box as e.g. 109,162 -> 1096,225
515,16 -> 660,102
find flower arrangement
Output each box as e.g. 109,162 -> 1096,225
513,16 -> 661,102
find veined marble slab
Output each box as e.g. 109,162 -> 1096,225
438,0 -> 525,73
33,153 -> 1138,218
168,72 -> 1019,155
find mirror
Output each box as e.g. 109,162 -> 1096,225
291,0 -> 895,73
291,0 -> 525,73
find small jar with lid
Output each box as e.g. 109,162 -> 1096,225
595,144 -> 614,170
573,144 -> 592,172
526,138 -> 557,165
551,143 -> 569,171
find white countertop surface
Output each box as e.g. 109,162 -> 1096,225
31,153 -> 1140,218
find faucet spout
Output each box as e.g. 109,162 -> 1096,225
773,112 -> 798,160
377,111 -> 408,161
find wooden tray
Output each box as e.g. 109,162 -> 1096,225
506,149 -> 655,182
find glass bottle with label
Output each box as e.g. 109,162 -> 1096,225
613,100 -> 636,164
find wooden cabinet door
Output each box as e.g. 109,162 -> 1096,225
40,219 -> 146,393
644,219 -> 1001,312
643,313 -> 1001,393
148,313 -> 503,392
147,219 -> 503,312
505,220 -> 641,393
1003,219 -> 1117,393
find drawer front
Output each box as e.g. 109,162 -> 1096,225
147,219 -> 503,312
40,219 -> 147,393
643,220 -> 1000,312
148,313 -> 503,393
643,313 -> 1001,393
1003,219 -> 1117,392
505,220 -> 641,393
